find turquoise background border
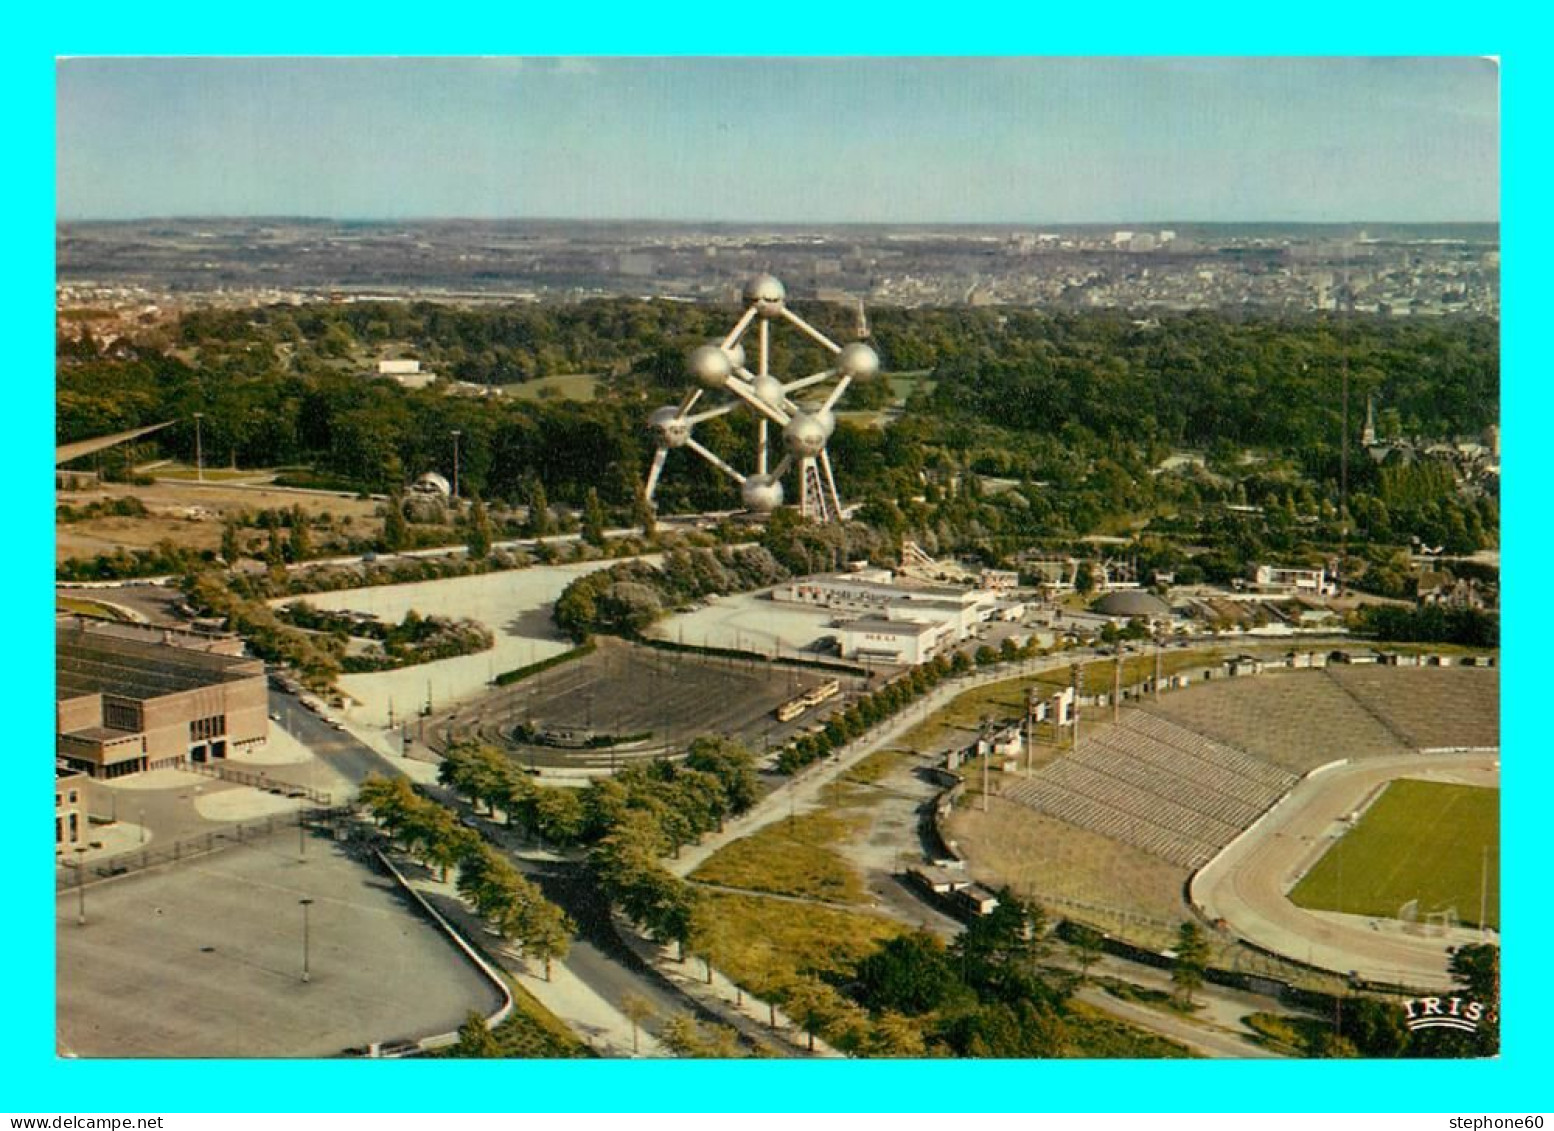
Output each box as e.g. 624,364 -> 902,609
13,7 -> 1543,1112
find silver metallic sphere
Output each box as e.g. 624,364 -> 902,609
835,341 -> 880,381
648,405 -> 691,449
687,344 -> 734,389
726,342 -> 747,370
784,412 -> 828,458
752,374 -> 786,409
744,274 -> 787,317
741,474 -> 785,512
814,407 -> 837,438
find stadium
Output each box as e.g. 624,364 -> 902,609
949,661 -> 1498,991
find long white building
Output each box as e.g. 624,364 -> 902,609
771,570 -> 999,664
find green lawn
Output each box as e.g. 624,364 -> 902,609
57,596 -> 132,621
506,374 -> 602,403
1289,779 -> 1499,929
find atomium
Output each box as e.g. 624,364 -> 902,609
642,275 -> 877,523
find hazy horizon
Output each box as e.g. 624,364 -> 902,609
57,57 -> 1499,226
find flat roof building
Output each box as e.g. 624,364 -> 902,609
838,617 -> 941,666
56,622 -> 268,779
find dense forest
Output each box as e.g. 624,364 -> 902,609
58,298 -> 1499,571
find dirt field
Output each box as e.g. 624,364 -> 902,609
945,791 -> 1193,939
56,476 -> 384,563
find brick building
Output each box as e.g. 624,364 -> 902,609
56,622 -> 268,779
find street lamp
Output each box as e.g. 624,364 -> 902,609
193,412 -> 204,482
74,846 -> 88,926
299,898 -> 315,983
450,430 -> 462,500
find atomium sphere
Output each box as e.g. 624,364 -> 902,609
744,274 -> 787,317
648,405 -> 691,448
835,341 -> 880,381
814,407 -> 837,438
784,412 -> 828,458
741,474 -> 785,512
752,374 -> 786,409
726,342 -> 747,370
687,344 -> 735,389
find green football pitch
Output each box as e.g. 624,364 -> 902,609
1289,778 -> 1499,930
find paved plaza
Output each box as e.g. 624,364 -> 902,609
58,833 -> 503,1058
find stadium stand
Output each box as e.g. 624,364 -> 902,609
1145,670 -> 1410,772
1324,666 -> 1498,750
1001,713 -> 1296,869
999,667 -> 1496,870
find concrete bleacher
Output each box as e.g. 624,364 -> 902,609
998,666 -> 1497,871
1144,670 -> 1411,772
1001,712 -> 1296,869
1324,666 -> 1498,750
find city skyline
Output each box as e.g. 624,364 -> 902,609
56,56 -> 1499,225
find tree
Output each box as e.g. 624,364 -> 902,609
866,1011 -> 929,1057
449,1010 -> 500,1058
1447,942 -> 1499,1055
382,495 -> 409,552
782,977 -> 844,1052
683,736 -> 759,814
658,1014 -> 707,1057
532,784 -> 587,846
522,900 -> 574,981
1171,920 -> 1210,1007
633,484 -> 657,540
220,520 -> 241,565
466,494 -> 493,560
854,930 -> 963,1015
1449,943 -> 1499,1005
620,991 -> 654,1055
526,480 -> 553,538
287,504 -> 310,562
582,487 -> 608,547
1067,922 -> 1108,985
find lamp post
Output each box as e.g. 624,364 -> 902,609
450,430 -> 462,500
299,898 -> 315,983
74,846 -> 88,926
193,412 -> 204,482
138,806 -> 146,845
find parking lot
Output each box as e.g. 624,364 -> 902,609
429,637 -> 869,770
57,832 -> 503,1057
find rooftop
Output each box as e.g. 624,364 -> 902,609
57,625 -> 262,702
842,617 -> 938,638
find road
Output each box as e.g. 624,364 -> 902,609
283,692 -> 788,1055
268,687 -> 402,786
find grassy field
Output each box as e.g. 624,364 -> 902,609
693,890 -> 904,993
1290,779 -> 1499,929
57,596 -> 133,621
149,462 -> 272,482
689,808 -> 873,905
506,374 -> 602,402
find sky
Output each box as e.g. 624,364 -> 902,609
56,56 -> 1500,225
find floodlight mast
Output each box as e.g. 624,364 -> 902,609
641,275 -> 877,524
